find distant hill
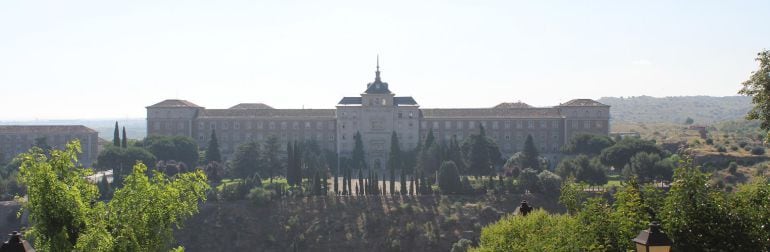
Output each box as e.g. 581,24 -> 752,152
0,119 -> 146,140
598,96 -> 753,124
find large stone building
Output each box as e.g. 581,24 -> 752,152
147,63 -> 610,169
0,125 -> 99,166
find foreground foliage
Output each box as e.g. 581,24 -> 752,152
475,153 -> 770,251
18,140 -> 209,251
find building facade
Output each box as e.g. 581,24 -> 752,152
147,64 -> 610,169
0,125 -> 99,166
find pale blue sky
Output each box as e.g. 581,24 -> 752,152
1,0 -> 768,120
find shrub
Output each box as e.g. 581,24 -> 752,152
247,187 -> 275,207
716,145 -> 727,153
438,161 -> 463,194
739,141 -> 749,148
728,162 -> 738,174
751,146 -> 766,155
451,238 -> 472,252
705,138 -> 714,145
730,145 -> 739,151
537,170 -> 562,196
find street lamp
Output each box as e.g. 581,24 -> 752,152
633,221 -> 672,252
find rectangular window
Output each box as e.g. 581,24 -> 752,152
316,122 -> 323,129
210,123 -> 216,130
516,121 -> 523,129
540,121 -> 547,128
445,121 -> 451,129
595,121 -> 603,128
257,121 -> 263,129
398,112 -> 403,118
528,121 -> 534,129
470,121 -> 475,129
492,121 -> 498,129
552,121 -> 559,129
505,121 -> 511,129
234,122 -> 240,130
457,121 -> 464,129
584,121 -> 590,129
269,122 -> 276,130
292,122 -> 299,129
433,122 -> 439,129
305,122 -> 311,129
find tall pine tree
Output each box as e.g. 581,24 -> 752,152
121,127 -> 128,148
113,121 -> 120,147
388,131 -> 400,195
521,134 -> 540,170
352,131 -> 366,170
205,129 -> 222,163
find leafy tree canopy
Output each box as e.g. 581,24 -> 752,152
562,134 -> 615,156
18,140 -> 209,251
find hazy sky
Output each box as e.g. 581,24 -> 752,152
1,0 -> 768,120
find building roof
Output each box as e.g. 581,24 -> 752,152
0,125 -> 98,134
394,97 -> 418,105
494,102 -> 533,109
421,108 -> 563,119
558,99 -> 608,107
199,109 -> 335,119
147,99 -> 201,108
229,103 -> 274,109
337,96 -> 418,106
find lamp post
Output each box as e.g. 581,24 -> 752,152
633,221 -> 672,252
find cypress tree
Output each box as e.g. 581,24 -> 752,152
358,169 -> 363,195
205,129 -> 222,163
112,121 -> 120,147
121,127 -> 128,148
400,168 -> 407,195
334,165 -> 339,195
409,177 -> 415,196
294,141 -> 302,188
352,131 -> 366,170
347,168 -> 352,195
388,131 -> 400,196
389,166 -> 395,196
522,134 -> 540,170
287,142 -> 295,186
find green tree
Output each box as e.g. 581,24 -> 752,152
473,210 -> 589,251
205,129 -> 222,164
121,127 -> 127,148
446,135 -> 467,174
685,117 -> 694,125
561,134 -> 615,156
555,155 -> 607,185
622,152 -> 673,183
388,131 -> 400,194
559,178 -> 587,215
139,135 -> 199,167
113,121 -> 120,147
438,161 -> 462,194
518,168 -> 539,193
17,140 -> 209,251
739,50 -> 770,140
352,131 -> 366,169
521,134 -> 540,170
261,136 -> 282,183
231,141 -> 260,179
537,170 -> 562,196
33,137 -> 52,154
660,154 -> 752,251
462,125 -> 500,178
96,146 -> 156,184
599,137 -> 662,169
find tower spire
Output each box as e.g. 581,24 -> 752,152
375,54 -> 381,82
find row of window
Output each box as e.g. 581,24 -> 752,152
199,120 -> 336,131
421,120 -> 561,130
199,132 -> 336,143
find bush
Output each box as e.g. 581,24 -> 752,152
537,170 -> 562,196
728,162 -> 738,174
247,187 -> 275,207
438,161 -> 463,194
730,145 -> 739,151
751,146 -> 766,155
716,145 -> 727,153
705,138 -> 714,145
739,141 -> 749,148
451,238 -> 472,252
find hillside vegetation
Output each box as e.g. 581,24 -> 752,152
599,95 -> 752,124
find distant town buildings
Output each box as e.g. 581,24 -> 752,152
147,62 -> 610,169
0,125 -> 99,166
